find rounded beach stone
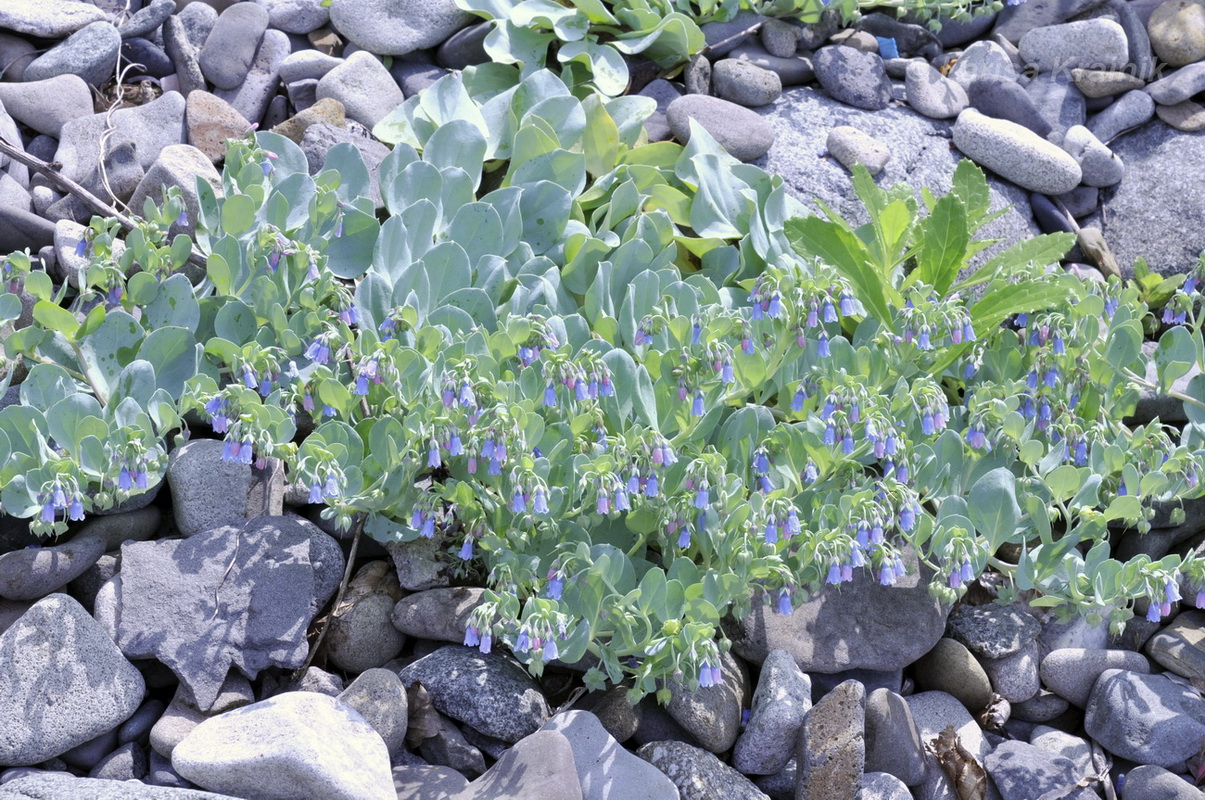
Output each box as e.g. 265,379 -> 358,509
1146,63 -> 1205,107
952,108 -> 1082,194
1085,669 -> 1205,767
1148,0 -> 1205,67
980,639 -> 1041,703
329,0 -> 474,57
1121,765 -> 1203,800
914,638 -> 993,712
0,594 -> 146,766
324,560 -> 406,674
1086,89 -> 1154,144
728,44 -> 814,87
1018,20 -> 1129,73
198,3 -> 269,90
171,691 -> 395,800
1039,647 -> 1151,707
760,19 -> 800,58
967,75 -> 1052,137
1156,99 -> 1205,131
905,691 -> 990,763
947,40 -> 1017,90
812,45 -> 892,110
541,710 -> 680,800
711,59 -> 782,108
315,50 -> 404,129
863,688 -> 926,786
0,530 -> 107,601
637,740 -> 767,799
1069,68 -> 1144,99
732,649 -> 811,775
0,0 -> 108,38
985,740 -> 1096,800
0,75 -> 93,137
663,650 -> 747,754
337,668 -> 408,759
904,61 -> 968,119
1061,125 -> 1124,187
254,0 -> 331,34
665,94 -> 776,162
826,126 -> 891,175
24,21 -> 122,88
117,0 -> 175,39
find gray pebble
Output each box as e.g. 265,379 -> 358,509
255,0 -> 330,34
24,21 -> 121,88
968,74 -> 1052,136
1087,88 -> 1154,143
712,59 -> 781,107
199,2 -> 270,90
665,94 -> 776,162
953,108 -> 1082,194
214,28 -> 290,126
732,649 -> 811,775
813,45 -> 891,110
760,19 -> 800,58
981,639 -> 1041,703
1085,669 -> 1205,767
685,54 -> 711,96
905,61 -> 968,119
1062,124 -> 1124,186
826,125 -> 891,175
1146,63 -> 1205,107
1018,19 -> 1129,73
121,37 -> 175,79
727,44 -> 814,87
1039,647 -> 1151,707
315,50 -> 404,129
948,40 -> 1017,90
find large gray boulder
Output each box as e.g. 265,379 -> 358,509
724,543 -> 952,673
1082,121 -> 1205,277
755,87 -> 1040,271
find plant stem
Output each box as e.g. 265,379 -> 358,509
1122,367 -> 1205,413
296,512 -> 364,676
0,135 -> 210,276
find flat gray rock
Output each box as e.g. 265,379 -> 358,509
665,94 -> 776,162
457,730 -> 584,800
947,40 -> 1017,90
0,773 -> 229,798
1146,63 -> 1205,107
172,691 -> 395,800
732,650 -> 810,775
727,44 -> 813,87
254,0 -> 330,34
1086,88 -> 1154,144
116,517 -> 319,712
0,594 -> 145,767
946,603 -> 1040,660
338,669 -> 408,760
198,2 -> 269,90
1081,119 -> 1205,276
905,691 -> 990,764
1120,765 -> 1203,800
636,740 -> 768,800
663,650 -> 746,754
398,645 -> 550,743
711,59 -> 781,108
967,75 -> 1052,137
164,439 -> 255,537
329,0 -> 474,57
24,21 -> 121,88
117,0 -> 175,38
316,50 -> 404,129
953,108 -> 1081,194
991,0 -> 1110,42
0,0 -> 108,38
1085,669 -> 1205,767
541,710 -> 680,800
1061,125 -> 1124,187
980,639 -> 1041,703
984,740 -> 1097,800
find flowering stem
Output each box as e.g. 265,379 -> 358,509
1121,368 -> 1205,413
